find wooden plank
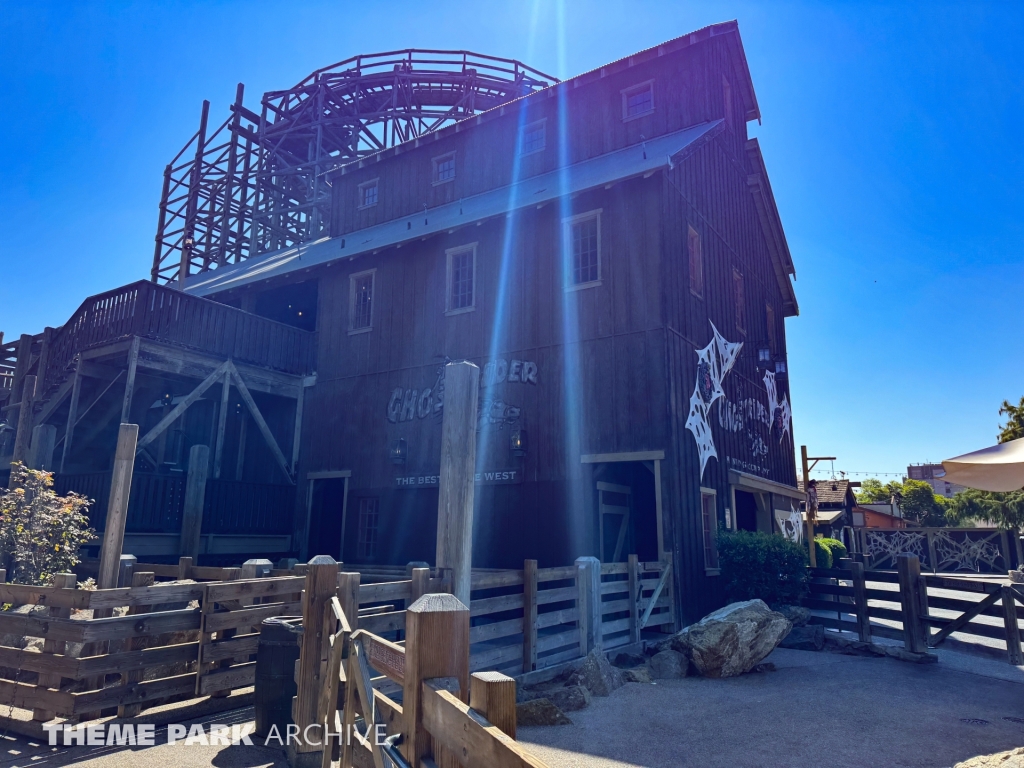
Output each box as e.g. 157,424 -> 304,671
1002,587 -> 1023,665
850,561 -> 871,643
203,601 -> 303,634
80,607 -> 202,643
201,634 -> 259,664
536,628 -> 580,654
927,589 -> 1002,646
87,582 -> 204,610
470,672 -> 517,739
0,583 -> 91,609
535,607 -> 578,630
73,672 -> 197,713
197,662 -> 256,696
471,571 -> 525,590
359,610 -> 407,636
924,575 -> 1003,594
536,566 -> 576,582
362,631 -> 406,684
97,424 -> 139,590
472,593 -> 525,617
33,572 -> 76,722
0,677 -> 74,714
601,580 -> 630,595
600,618 -> 631,636
421,681 -> 548,768
293,556 -> 339,754
230,364 -> 295,484
137,361 -> 231,451
471,618 -> 524,645
470,643 -> 523,672
180,445 -> 210,560
536,587 -> 577,607
0,645 -> 79,678
77,642 -> 199,676
536,646 -> 585,669
359,580 -> 413,604
203,576 -> 306,603
118,570 -> 155,718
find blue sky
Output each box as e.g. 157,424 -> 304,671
1,1 -> 1021,480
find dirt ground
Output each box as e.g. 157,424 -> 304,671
4,645 -> 1024,768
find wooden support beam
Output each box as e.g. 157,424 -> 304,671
897,555 -> 926,654
120,337 -> 140,423
435,361 -> 480,605
27,424 -> 56,471
849,561 -> 872,643
180,445 -> 210,560
291,379 -> 304,474
1002,587 -> 1023,665
117,570 -> 155,718
54,370 -> 125,450
523,560 -> 538,673
230,363 -> 294,484
575,556 -> 601,653
11,374 -> 36,464
234,413 -> 248,481
97,424 -> 139,590
59,360 -> 82,472
627,554 -> 641,645
213,371 -> 230,479
32,572 -> 76,723
402,593 -> 470,766
136,360 -> 231,452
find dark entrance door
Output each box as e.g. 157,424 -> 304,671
735,490 -> 759,532
308,477 -> 347,560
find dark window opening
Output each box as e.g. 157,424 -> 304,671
252,280 -> 318,331
357,497 -> 379,560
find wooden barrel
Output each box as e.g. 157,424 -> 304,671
254,616 -> 302,738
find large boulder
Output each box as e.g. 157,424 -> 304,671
516,698 -> 572,726
776,605 -> 811,628
779,623 -> 825,651
622,665 -> 653,684
674,600 -> 791,678
547,685 -> 590,712
649,649 -> 688,679
567,649 -> 623,696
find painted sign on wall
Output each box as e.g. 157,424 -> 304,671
395,469 -> 522,487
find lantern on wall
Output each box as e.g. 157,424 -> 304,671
509,428 -> 528,458
757,346 -> 771,366
389,438 -> 407,466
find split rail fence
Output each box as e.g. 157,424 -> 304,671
803,554 -> 1024,664
0,553 -> 674,738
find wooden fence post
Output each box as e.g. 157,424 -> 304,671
177,556 -> 194,581
179,444 -> 210,560
411,567 -> 430,604
897,555 -> 927,653
11,374 -> 36,465
523,559 -> 538,673
1001,587 -> 1023,665
118,571 -> 155,717
291,555 -> 338,760
435,361 -> 480,606
575,556 -> 601,655
32,572 -> 76,723
97,423 -> 139,590
402,593 -> 470,766
338,571 -> 360,632
849,561 -> 872,643
627,554 -> 641,645
470,671 -> 517,738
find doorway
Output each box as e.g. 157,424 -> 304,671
599,483 -> 632,563
305,472 -> 350,560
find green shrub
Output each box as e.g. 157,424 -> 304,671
819,537 -> 847,563
718,530 -> 809,608
814,538 -> 833,569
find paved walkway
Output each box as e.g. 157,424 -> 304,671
4,645 -> 1024,768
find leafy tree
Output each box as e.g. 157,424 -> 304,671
855,478 -> 949,527
0,463 -> 94,585
947,489 -> 1024,530
999,397 -> 1024,444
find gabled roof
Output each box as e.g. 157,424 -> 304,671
185,120 -> 724,296
747,138 -> 798,317
798,479 -> 855,506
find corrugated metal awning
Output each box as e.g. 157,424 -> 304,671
184,119 -> 724,297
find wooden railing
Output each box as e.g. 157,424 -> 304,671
40,280 -> 316,395
600,556 -> 675,650
805,555 -> 1024,664
305,557 -> 551,768
856,527 -> 1019,574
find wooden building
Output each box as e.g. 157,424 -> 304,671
1,22 -> 801,622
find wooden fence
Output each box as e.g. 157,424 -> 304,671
309,561 -> 551,768
856,527 -> 1021,574
804,555 -> 1024,664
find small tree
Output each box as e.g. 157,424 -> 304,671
0,463 -> 95,585
999,397 -> 1024,444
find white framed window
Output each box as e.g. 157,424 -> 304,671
432,152 -> 456,185
445,243 -> 477,315
357,497 -> 379,559
700,487 -> 720,573
348,268 -> 375,334
519,119 -> 546,156
358,178 -> 379,209
621,80 -> 654,121
562,210 -> 602,290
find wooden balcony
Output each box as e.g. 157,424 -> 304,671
40,280 -> 316,397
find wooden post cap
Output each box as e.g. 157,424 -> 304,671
307,554 -> 337,566
408,592 -> 469,614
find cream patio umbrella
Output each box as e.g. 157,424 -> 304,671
940,437 -> 1024,492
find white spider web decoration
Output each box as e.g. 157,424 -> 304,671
763,370 -> 792,442
686,323 -> 743,479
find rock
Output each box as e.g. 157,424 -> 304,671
516,698 -> 572,726
649,649 -> 688,679
612,651 -> 646,669
752,662 -> 777,673
779,624 -> 825,651
882,646 -> 938,664
776,605 -> 811,627
622,666 -> 653,684
1009,570 -> 1024,584
675,600 -> 791,678
955,746 -> 1024,768
546,685 -> 590,712
568,649 -> 623,696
